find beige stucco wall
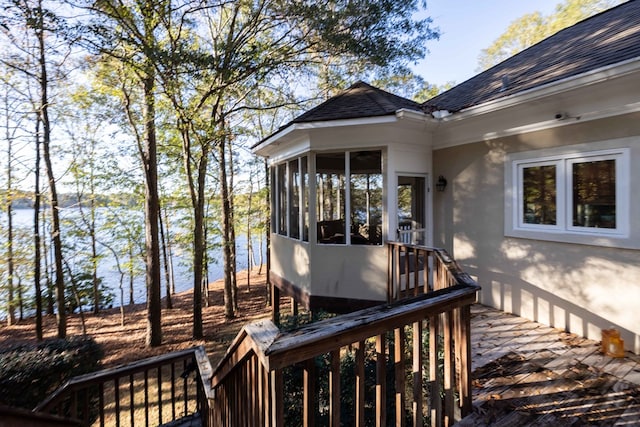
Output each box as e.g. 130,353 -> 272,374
433,112 -> 640,354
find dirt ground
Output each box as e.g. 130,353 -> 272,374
0,268 -> 278,368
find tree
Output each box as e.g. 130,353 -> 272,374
478,0 -> 624,71
86,0 -> 165,347
0,0 -> 72,338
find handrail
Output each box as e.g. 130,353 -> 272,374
209,245 -> 479,426
36,346 -> 213,427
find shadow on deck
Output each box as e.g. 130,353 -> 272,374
459,304 -> 640,426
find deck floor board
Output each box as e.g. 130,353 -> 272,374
459,304 -> 640,426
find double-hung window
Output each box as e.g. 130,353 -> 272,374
508,147 -> 629,242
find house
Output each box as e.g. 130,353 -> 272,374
252,0 -> 640,353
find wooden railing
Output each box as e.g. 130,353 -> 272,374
35,347 -> 213,427
209,245 -> 479,426
387,242 -> 472,302
34,244 -> 477,427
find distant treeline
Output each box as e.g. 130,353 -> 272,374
0,190 -> 141,209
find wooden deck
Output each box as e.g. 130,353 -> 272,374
459,304 -> 640,426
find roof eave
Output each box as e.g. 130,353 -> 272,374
441,56 -> 640,122
252,114 -> 403,156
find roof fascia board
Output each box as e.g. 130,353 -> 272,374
442,57 -> 640,122
252,115 -> 400,154
433,101 -> 640,150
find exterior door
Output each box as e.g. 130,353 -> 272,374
397,175 -> 427,244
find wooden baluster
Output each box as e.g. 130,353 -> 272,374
128,374 -> 134,427
270,368 -> 284,427
258,362 -> 266,427
303,358 -> 316,427
387,243 -> 393,302
171,363 -> 176,421
429,316 -> 442,427
425,251 -> 432,293
330,349 -> 341,427
144,370 -> 149,427
443,311 -> 455,427
157,366 -> 163,424
376,334 -> 386,427
395,327 -> 406,427
183,359 -> 188,417
114,377 -> 120,427
413,249 -> 420,296
403,246 -> 410,298
355,341 -> 365,427
457,305 -> 472,418
99,382 -> 105,427
413,321 -> 424,427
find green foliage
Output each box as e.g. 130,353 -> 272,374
65,270 -> 114,313
0,337 -> 103,410
478,0 -> 624,70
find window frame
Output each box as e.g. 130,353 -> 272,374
507,146 -> 630,244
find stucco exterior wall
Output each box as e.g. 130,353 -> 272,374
270,235 -> 311,293
433,113 -> 640,354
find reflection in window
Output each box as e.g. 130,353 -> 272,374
277,163 -> 287,235
289,159 -> 300,239
350,151 -> 382,245
316,153 -> 346,244
573,159 -> 615,228
522,164 -> 557,225
301,156 -> 309,241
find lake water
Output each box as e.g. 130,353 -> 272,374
2,208 -> 266,310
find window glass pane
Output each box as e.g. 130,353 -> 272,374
301,156 -> 309,242
270,166 -> 276,235
573,159 -> 616,228
277,163 -> 287,235
316,153 -> 345,244
350,151 -> 382,245
522,165 -> 557,225
289,159 -> 300,239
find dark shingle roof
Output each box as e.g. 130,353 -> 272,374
424,0 -> 640,112
292,81 -> 422,123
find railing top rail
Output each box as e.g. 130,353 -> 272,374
212,284 -> 478,388
35,346 -> 205,412
264,284 -> 477,368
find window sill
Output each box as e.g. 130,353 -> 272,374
505,228 -> 639,250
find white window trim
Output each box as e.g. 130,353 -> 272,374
505,143 -> 632,248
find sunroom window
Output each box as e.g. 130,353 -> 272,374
316,150 -> 382,245
273,156 -> 308,241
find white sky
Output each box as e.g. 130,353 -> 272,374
412,0 -> 562,86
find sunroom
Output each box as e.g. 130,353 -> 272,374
252,82 -> 434,313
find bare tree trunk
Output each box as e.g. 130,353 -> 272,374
4,94 -> 15,326
158,203 -> 172,309
219,138 -> 234,319
33,120 -> 43,339
36,2 -> 65,338
128,246 -> 135,305
142,70 -> 162,347
227,140 -> 237,312
264,159 -> 271,302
